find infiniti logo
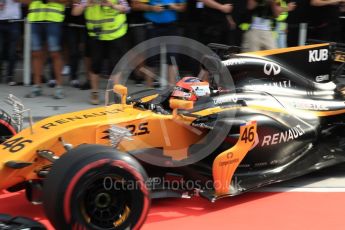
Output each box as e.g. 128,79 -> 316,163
264,62 -> 281,76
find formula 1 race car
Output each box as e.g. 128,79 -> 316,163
0,42 -> 345,230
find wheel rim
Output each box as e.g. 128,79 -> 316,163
79,174 -> 132,229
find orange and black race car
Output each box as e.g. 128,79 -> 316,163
0,42 -> 345,230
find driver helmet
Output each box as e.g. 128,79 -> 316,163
171,77 -> 210,101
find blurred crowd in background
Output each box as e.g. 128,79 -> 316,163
0,0 -> 345,104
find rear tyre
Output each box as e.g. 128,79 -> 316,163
0,109 -> 17,143
43,144 -> 150,230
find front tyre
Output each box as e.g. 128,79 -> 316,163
43,145 -> 150,230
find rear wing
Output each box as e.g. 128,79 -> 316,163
307,40 -> 345,78
307,40 -> 345,63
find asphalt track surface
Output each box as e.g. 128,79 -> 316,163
1,84 -> 345,229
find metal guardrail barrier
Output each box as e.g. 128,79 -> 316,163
23,18 -> 31,86
298,23 -> 308,46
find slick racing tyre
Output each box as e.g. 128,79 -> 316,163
43,144 -> 150,230
0,214 -> 46,230
0,109 -> 17,143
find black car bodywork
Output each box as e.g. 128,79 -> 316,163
132,42 -> 345,201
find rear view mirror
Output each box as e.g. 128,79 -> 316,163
113,84 -> 128,104
113,84 -> 128,95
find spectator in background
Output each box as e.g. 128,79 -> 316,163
183,0 -> 204,44
309,0 -> 344,42
73,0 -> 130,105
127,0 -> 151,86
65,1 -> 91,89
201,0 -> 233,46
24,0 -> 66,99
287,0 -> 309,47
137,0 -> 186,86
180,0 -> 232,76
242,0 -> 285,51
230,0 -> 249,47
182,0 -> 233,76
275,0 -> 296,48
0,0 -> 22,86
